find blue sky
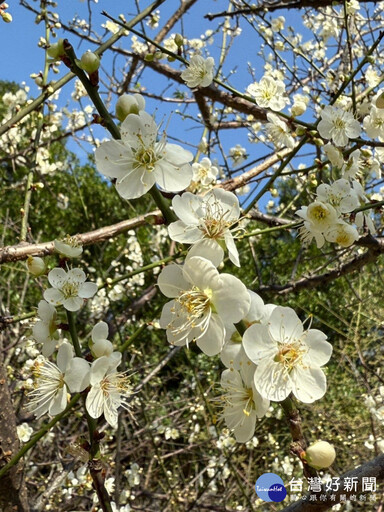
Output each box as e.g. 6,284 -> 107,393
1,1 -> 313,208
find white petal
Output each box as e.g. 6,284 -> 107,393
268,306 -> 304,344
304,330 -> 332,366
78,282 -> 98,299
63,296 -> 84,312
254,359 -> 292,402
243,324 -> 276,364
186,239 -> 224,267
224,233 -> 240,267
65,358 -> 91,392
116,167 -> 155,200
33,321 -> 50,344
154,161 -> 192,193
158,264 -> 188,298
37,300 -> 55,322
57,342 -> 74,372
172,193 -> 201,224
212,274 -> 250,323
49,386 -> 68,416
95,140 -> 133,179
90,357 -> 109,385
196,314 -> 225,356
86,385 -> 104,419
92,321 -> 109,343
67,268 -> 86,284
183,256 -> 219,290
43,288 -> 64,306
291,366 -> 327,403
168,221 -> 202,244
48,268 -> 67,288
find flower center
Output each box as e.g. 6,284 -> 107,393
333,118 -> 346,131
199,201 -> 232,239
178,287 -> 210,318
61,282 -> 79,299
134,146 -> 158,172
274,342 -> 306,372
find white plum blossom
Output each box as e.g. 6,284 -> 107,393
220,363 -> 270,443
265,113 -> 295,149
17,423 -> 34,443
363,106 -> 384,139
229,144 -> 247,167
247,76 -> 288,112
95,111 -> 193,200
32,300 -> 60,357
85,355 -> 132,428
168,189 -> 241,267
324,222 -> 359,247
316,179 -> 359,214
317,105 -> 361,147
181,55 -> 215,88
296,201 -> 338,248
54,236 -> 83,258
158,257 -> 250,356
243,306 -> 332,403
341,149 -> 361,179
323,143 -> 343,168
191,157 -> 219,189
28,342 -> 91,418
44,268 -> 98,312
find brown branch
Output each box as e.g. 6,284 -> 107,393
205,0 -> 381,21
137,58 -> 268,121
257,240 -> 384,295
282,453 -> 384,512
220,148 -> 291,191
0,210 -> 160,264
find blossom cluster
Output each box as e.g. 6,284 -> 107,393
28,242 -> 132,429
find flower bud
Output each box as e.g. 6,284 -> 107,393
26,256 -> 46,276
1,11 -> 12,23
376,92 -> 384,109
115,93 -> 145,121
91,339 -> 114,358
291,100 -> 307,117
47,39 -> 65,60
78,51 -> 100,74
305,441 -> 336,469
174,33 -> 184,47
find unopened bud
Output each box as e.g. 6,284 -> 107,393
144,53 -> 154,62
26,256 -> 46,276
305,441 -> 336,470
291,101 -> 307,117
154,50 -> 163,60
1,11 -> 12,23
167,55 -> 176,62
78,51 -> 100,74
174,33 -> 184,47
376,92 -> 384,109
47,39 -> 65,60
115,93 -> 145,121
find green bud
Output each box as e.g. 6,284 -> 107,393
144,53 -> 154,62
26,256 -> 46,276
1,11 -> 12,23
174,33 -> 184,47
47,39 -> 65,60
78,51 -> 100,74
116,93 -> 145,122
167,55 -> 176,62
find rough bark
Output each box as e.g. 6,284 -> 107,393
0,332 -> 29,512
